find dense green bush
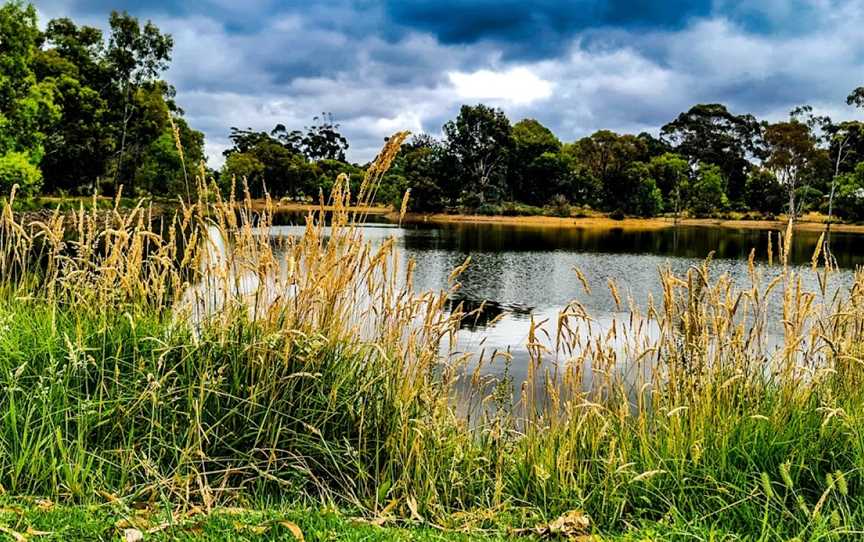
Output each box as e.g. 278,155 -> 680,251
744,168 -> 785,215
0,151 -> 43,195
833,163 -> 864,221
689,163 -> 729,216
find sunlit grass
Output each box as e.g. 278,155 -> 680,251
0,134 -> 863,539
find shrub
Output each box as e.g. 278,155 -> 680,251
0,151 -> 43,195
475,203 -> 503,216
546,194 -> 571,217
744,168 -> 785,215
689,163 -> 729,216
500,202 -> 544,216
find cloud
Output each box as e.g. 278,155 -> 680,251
383,0 -> 713,59
448,67 -> 553,105
35,0 -> 864,168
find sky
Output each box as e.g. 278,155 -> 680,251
33,0 -> 864,167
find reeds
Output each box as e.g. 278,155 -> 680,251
1,135 -> 864,538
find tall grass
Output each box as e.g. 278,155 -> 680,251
0,134 -> 864,538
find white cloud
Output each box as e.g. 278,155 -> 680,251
447,67 -> 554,105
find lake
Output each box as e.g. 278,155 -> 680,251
265,217 -> 863,393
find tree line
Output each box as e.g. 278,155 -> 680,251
218,97 -> 864,223
384,99 -> 864,222
0,1 -> 206,197
3,0 -> 864,223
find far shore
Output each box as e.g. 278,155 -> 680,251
388,210 -> 864,235
20,198 -> 864,235
256,201 -> 864,234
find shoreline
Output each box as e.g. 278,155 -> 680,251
390,211 -> 864,234
18,198 -> 864,235
261,202 -> 864,234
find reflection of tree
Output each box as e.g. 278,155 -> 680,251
446,293 -> 532,331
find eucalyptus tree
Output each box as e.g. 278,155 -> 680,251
443,104 -> 513,206
763,120 -> 818,222
661,104 -> 764,204
105,10 -> 173,193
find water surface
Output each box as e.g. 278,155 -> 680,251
269,218 -> 862,390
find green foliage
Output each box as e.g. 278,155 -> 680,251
661,103 -> 764,203
0,2 -> 211,197
0,150 -> 42,194
764,120 -> 819,219
2,1 -> 864,227
512,118 -> 560,153
647,152 -> 689,213
621,161 -> 663,217
444,104 -> 513,205
219,119 -> 357,200
221,151 -> 265,192
566,130 -> 648,211
387,134 -> 455,212
745,168 -> 785,215
134,130 -> 183,196
510,119 -> 564,205
302,112 -> 349,161
34,18 -> 112,193
688,163 -> 729,216
0,1 -> 60,165
833,162 -> 864,221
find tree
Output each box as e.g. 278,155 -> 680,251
763,120 -> 818,221
647,152 -> 689,220
221,152 -> 264,193
620,162 -> 663,217
224,128 -> 273,157
443,104 -> 512,206
222,123 -> 325,198
270,123 -> 304,154
744,168 -> 785,215
34,18 -> 112,193
0,1 -> 60,186
33,51 -> 111,193
847,87 -> 864,109
688,163 -> 728,216
389,134 -> 457,212
637,132 -> 672,160
105,10 -> 173,194
302,113 -> 348,161
833,162 -> 864,222
566,130 -> 646,210
134,117 -> 203,196
661,104 -> 764,204
509,118 -> 561,204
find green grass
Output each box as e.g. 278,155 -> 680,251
1,147 -> 864,540
0,498 -> 521,541
1,497 -> 828,541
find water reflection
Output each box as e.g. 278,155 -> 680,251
266,219 -> 859,390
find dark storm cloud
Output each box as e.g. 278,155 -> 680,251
33,0 -> 864,165
383,0 -> 713,58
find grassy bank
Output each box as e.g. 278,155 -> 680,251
0,137 -> 864,539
